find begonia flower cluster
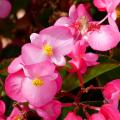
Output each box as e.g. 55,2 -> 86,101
1,0 -> 120,119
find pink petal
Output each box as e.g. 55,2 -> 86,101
103,79 -> 120,107
22,43 -> 47,65
55,72 -> 62,92
100,104 -> 120,119
21,77 -> 57,107
89,113 -> 105,120
78,59 -> 87,74
30,33 -> 43,48
64,112 -> 82,120
83,53 -> 99,66
93,0 -> 106,11
0,0 -> 11,18
54,17 -> 73,27
69,58 -> 80,72
36,100 -> 61,120
5,71 -> 26,102
8,55 -> 23,73
107,0 -> 120,13
0,100 -> 5,114
108,15 -> 119,31
53,38 -> 74,56
51,55 -> 66,66
77,4 -> 92,21
39,26 -> 73,48
73,41 -> 87,57
23,61 -> 56,78
87,25 -> 120,51
69,5 -> 78,20
41,73 -> 58,81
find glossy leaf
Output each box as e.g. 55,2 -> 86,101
83,63 -> 119,83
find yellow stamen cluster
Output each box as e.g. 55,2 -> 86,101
76,16 -> 88,35
43,44 -> 53,56
32,78 -> 44,87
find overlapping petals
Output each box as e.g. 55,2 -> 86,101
69,41 -> 98,74
103,79 -> 120,107
5,61 -> 61,107
22,26 -> 73,66
30,100 -> 61,120
55,4 -> 91,38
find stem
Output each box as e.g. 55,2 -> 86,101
74,87 -> 86,103
62,103 -> 74,107
59,91 -> 76,99
13,102 -> 23,111
98,14 -> 108,24
86,85 -> 104,91
62,102 -> 100,111
78,103 -> 100,111
83,107 -> 90,118
77,72 -> 84,88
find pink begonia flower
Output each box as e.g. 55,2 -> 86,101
103,79 -> 120,108
8,55 -> 24,73
7,55 -> 63,91
55,4 -> 91,38
86,24 -> 120,51
89,113 -> 106,120
93,0 -> 120,33
69,40 -> 99,74
100,104 -> 120,120
55,3 -> 120,51
64,112 -> 82,120
22,26 -> 74,66
0,100 -> 6,120
7,106 -> 28,120
5,70 -> 27,103
0,0 -> 12,18
5,61 -> 62,107
30,100 -> 61,120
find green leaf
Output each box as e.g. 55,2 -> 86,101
83,63 -> 119,83
62,74 -> 79,91
97,67 -> 120,86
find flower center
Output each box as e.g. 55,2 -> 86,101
32,78 -> 44,87
72,16 -> 88,35
88,23 -> 100,32
43,44 -> 53,56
